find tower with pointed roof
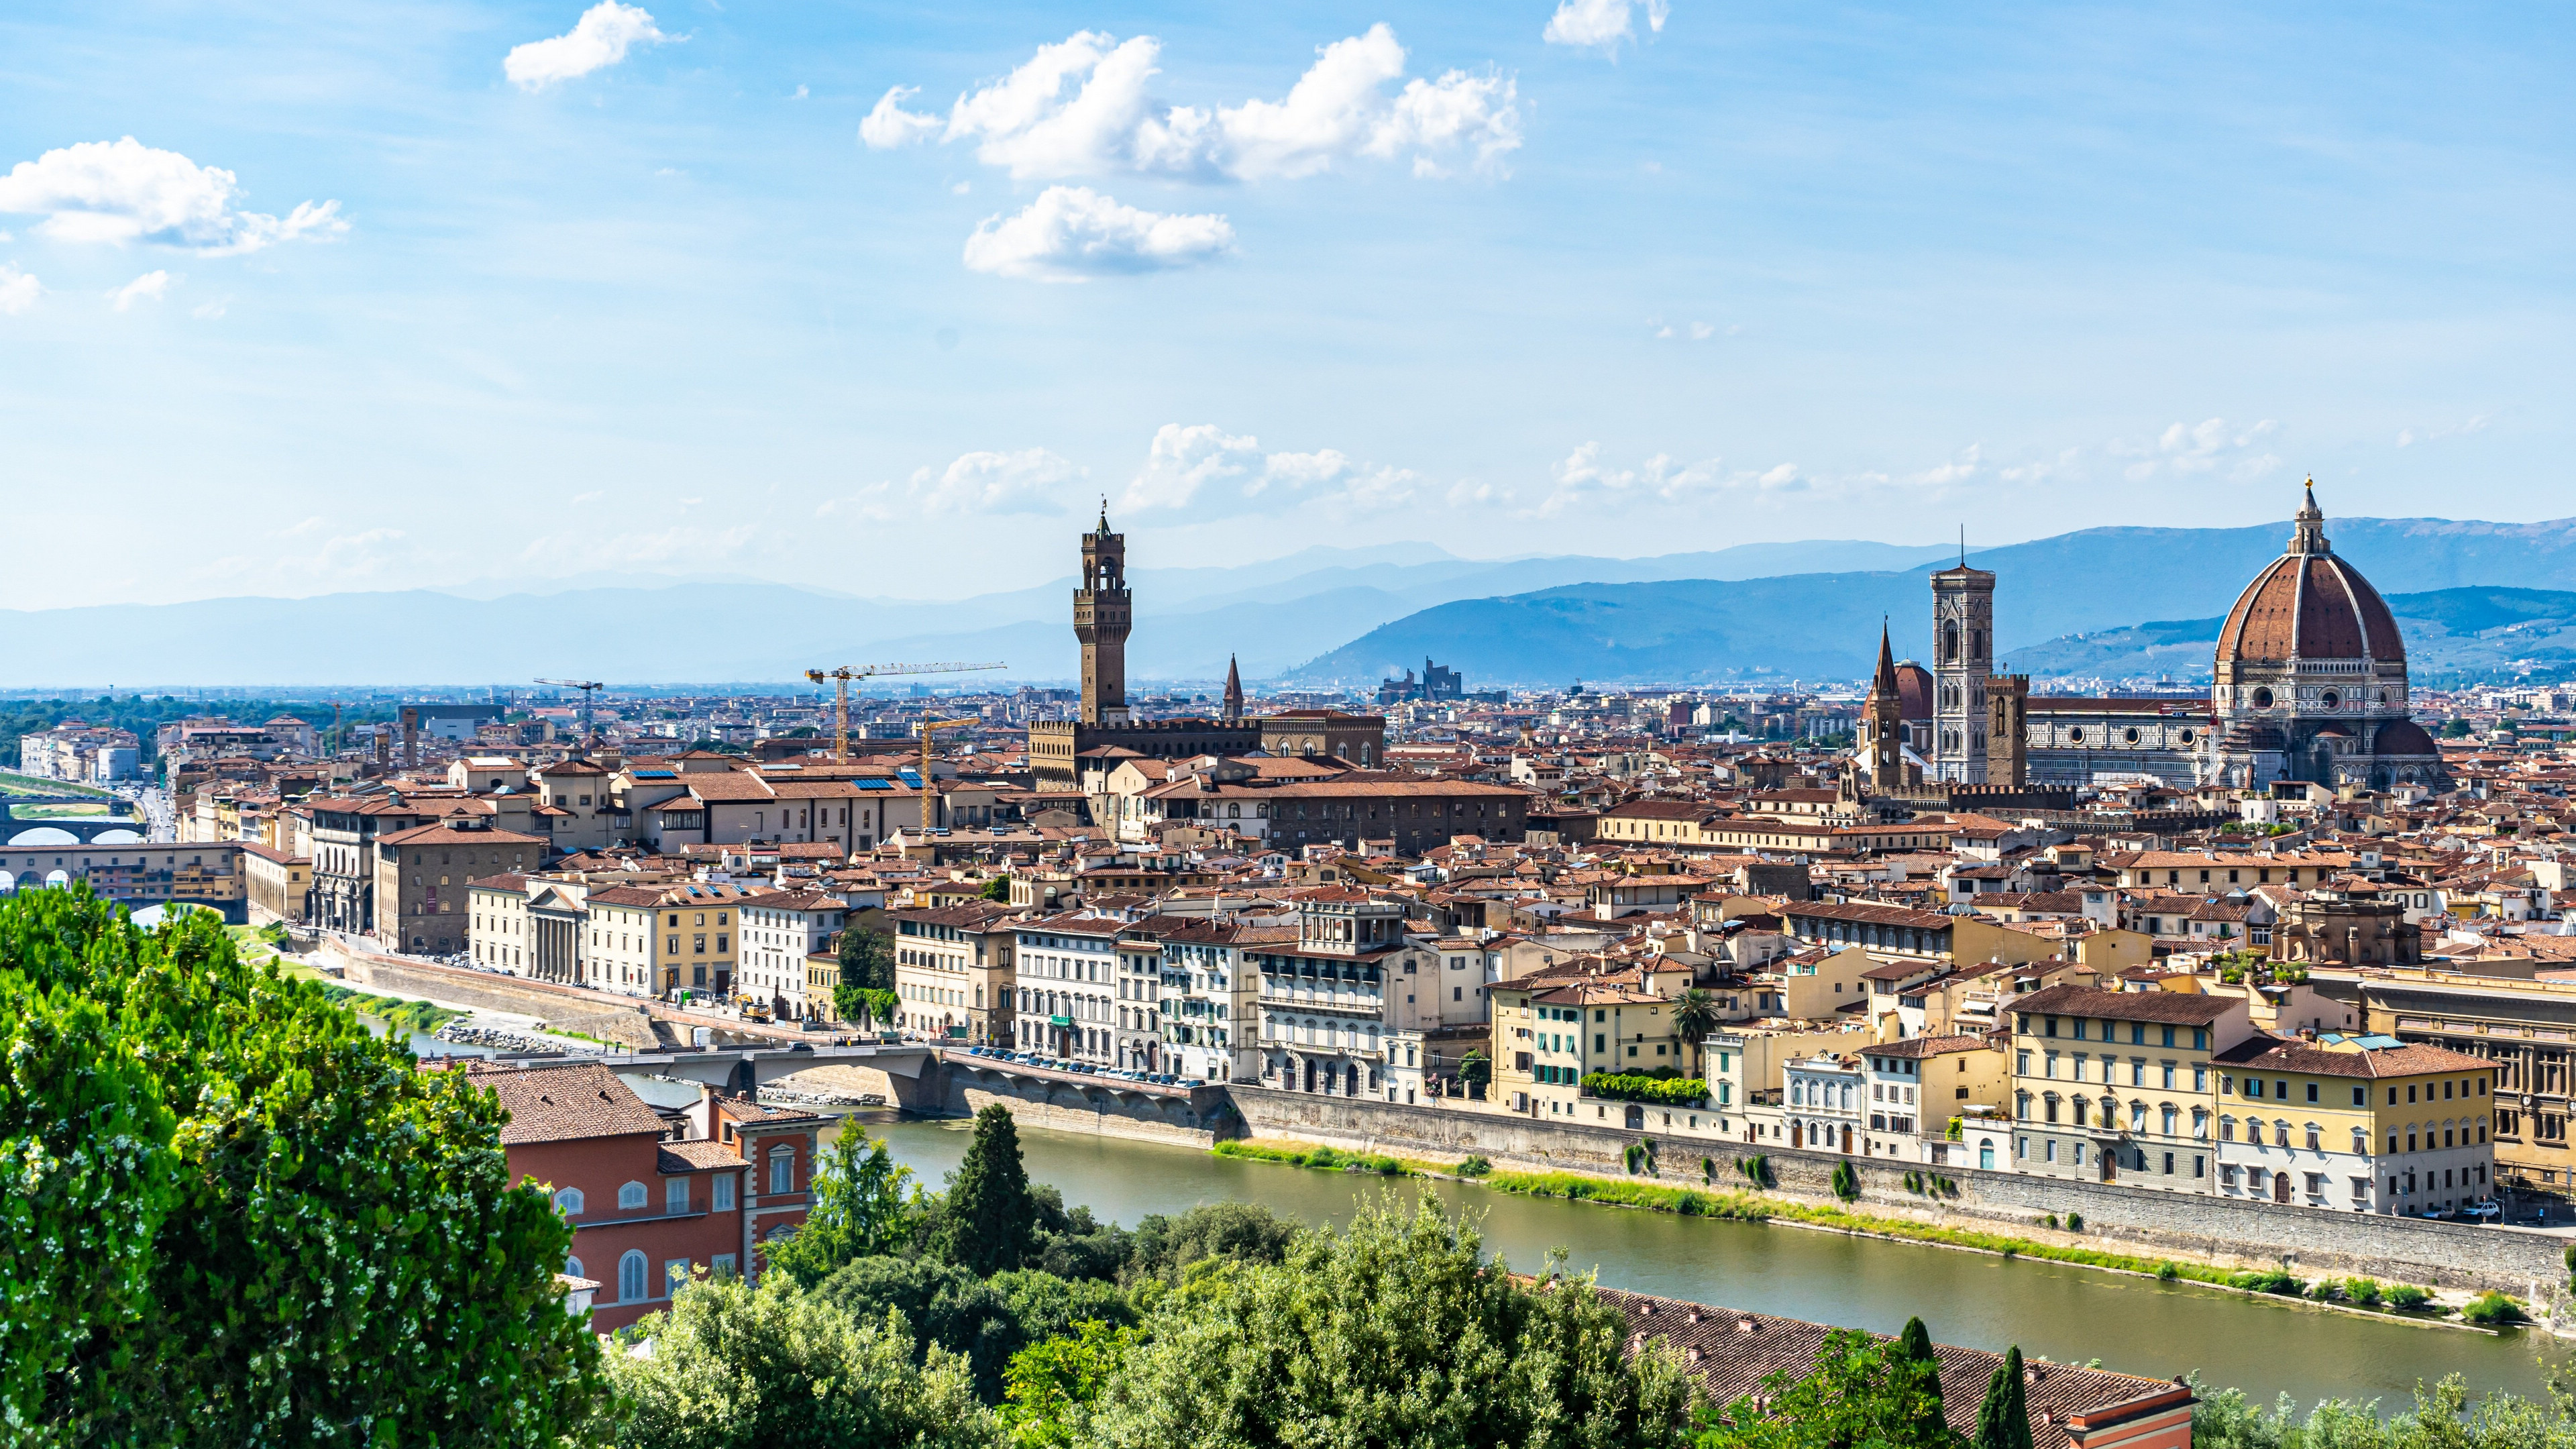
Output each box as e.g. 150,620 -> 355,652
1860,622 -> 1911,792
1929,537 -> 1996,784
1221,654 -> 1244,722
1075,500 -> 1132,724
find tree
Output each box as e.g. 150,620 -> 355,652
1895,1317 -> 1951,1448
1974,1346 -> 2033,1449
981,876 -> 1012,902
606,1271 -> 992,1449
936,1105 -> 1040,1276
840,925 -> 896,992
1694,1326 -> 1959,1449
1673,989 -> 1721,1077
0,887 -> 606,1444
998,1320 -> 1134,1449
765,1127 -> 920,1287
1083,1194 -> 1695,1449
1457,1049 -> 1493,1099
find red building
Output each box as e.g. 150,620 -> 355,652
462,1060 -> 823,1334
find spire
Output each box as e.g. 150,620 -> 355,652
2288,476 -> 2330,555
1872,618 -> 1900,695
1097,495 -> 1111,535
1222,653 -> 1244,722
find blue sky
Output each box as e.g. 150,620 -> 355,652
1,1 -> 2567,609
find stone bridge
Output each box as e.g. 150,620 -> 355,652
595,1041 -> 939,1099
938,1051 -> 1241,1146
0,795 -> 146,844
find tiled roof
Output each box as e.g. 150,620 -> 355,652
471,1061 -> 667,1144
2012,983 -> 2238,1025
2212,1034 -> 2488,1078
658,1140 -> 747,1173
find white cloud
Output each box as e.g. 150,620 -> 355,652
1120,423 -> 1418,516
962,186 -> 1233,282
914,447 -> 1086,515
2112,417 -> 2279,482
892,25 -> 1519,182
109,270 -> 170,311
191,297 -> 228,319
0,138 -> 345,255
861,86 -> 944,149
1527,443 -> 1810,516
1544,0 -> 1670,52
2396,413 -> 2493,448
0,264 -> 36,315
1913,444 -> 1980,487
504,2 -> 674,91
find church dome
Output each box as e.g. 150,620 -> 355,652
2214,484 -> 2404,665
1894,662 -> 1933,722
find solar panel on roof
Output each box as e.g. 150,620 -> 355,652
633,769 -> 677,780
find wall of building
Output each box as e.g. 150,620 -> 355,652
1224,1086 -> 2565,1294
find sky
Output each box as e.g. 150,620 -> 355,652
1,1 -> 2569,610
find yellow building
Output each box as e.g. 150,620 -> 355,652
2007,982 -> 2253,1191
2210,1032 -> 2495,1215
1491,976 -> 1688,1124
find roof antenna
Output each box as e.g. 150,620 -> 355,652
1959,524 -> 1966,568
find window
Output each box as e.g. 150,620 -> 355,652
769,1145 -> 796,1195
666,1177 -> 690,1214
2306,1082 -> 2319,1104
665,1258 -> 691,1295
712,1253 -> 738,1279
617,1181 -> 647,1210
2353,1086 -> 2368,1107
618,1250 -> 649,1303
565,1254 -> 584,1280
553,1187 -> 585,1216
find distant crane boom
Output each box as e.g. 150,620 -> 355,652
534,678 -> 606,750
800,661 -> 1004,763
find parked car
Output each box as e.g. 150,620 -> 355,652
2462,1200 -> 2502,1221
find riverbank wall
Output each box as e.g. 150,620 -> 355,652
321,941 -> 665,1050
1226,1085 -> 2569,1297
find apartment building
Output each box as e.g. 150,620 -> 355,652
1249,890 -> 1444,1099
1859,1034 -> 2006,1161
1784,1053 -> 1866,1153
2210,1032 -> 2496,1215
738,890 -> 847,1020
1011,914 -> 1122,1062
891,902 -> 1019,1044
1143,917 -> 1282,1082
240,841 -> 311,924
580,881 -> 752,998
467,872 -> 534,973
2346,968 -> 2576,1195
372,822 -> 546,955
2009,984 -> 2251,1190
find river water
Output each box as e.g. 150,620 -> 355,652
838,1114 -> 2555,1411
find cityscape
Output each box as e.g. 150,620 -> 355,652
7,1 -> 2576,1446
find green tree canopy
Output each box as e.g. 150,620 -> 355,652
1695,1325 -> 1960,1449
765,1126 -> 922,1287
0,888 -> 604,1444
840,926 -> 896,992
1973,1346 -> 2033,1449
1083,1193 -> 1696,1449
606,1271 -> 991,1449
937,1104 -> 1041,1276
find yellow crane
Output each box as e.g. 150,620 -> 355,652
913,716 -> 983,833
802,661 -> 1004,763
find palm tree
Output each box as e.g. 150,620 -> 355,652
1673,988 -> 1719,1079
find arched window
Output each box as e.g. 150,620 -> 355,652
618,1181 -> 647,1210
618,1250 -> 648,1303
553,1187 -> 585,1216
565,1255 -> 584,1281
769,1145 -> 796,1195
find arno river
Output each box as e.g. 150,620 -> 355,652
847,1114 -> 2557,1411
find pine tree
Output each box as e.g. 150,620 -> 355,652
1894,1316 -> 1949,1446
1975,1346 -> 2033,1449
935,1104 -> 1038,1275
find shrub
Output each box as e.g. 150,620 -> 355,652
2155,1261 -> 2180,1281
2343,1277 -> 2383,1307
2065,1212 -> 2084,1232
2227,1270 -> 2306,1297
1456,1155 -> 1493,1178
2042,1214 -> 2060,1230
1831,1161 -> 1860,1202
2386,1285 -> 2432,1311
1581,1072 -> 1709,1107
2462,1291 -> 2526,1326
1701,1156 -> 1717,1185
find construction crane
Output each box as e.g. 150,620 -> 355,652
535,678 -> 605,749
914,716 -> 983,833
801,661 -> 1004,763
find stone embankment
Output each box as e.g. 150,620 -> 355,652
1222,1086 -> 2569,1297
761,1081 -> 885,1108
319,940 -> 663,1050
432,1022 -> 566,1055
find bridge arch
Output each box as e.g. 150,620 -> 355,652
6,826 -> 80,847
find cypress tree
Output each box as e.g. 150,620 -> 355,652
1974,1346 -> 2033,1449
1896,1316 -> 1949,1448
936,1104 -> 1039,1275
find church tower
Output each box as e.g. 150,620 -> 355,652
1862,622 -> 1909,792
1221,654 -> 1244,722
1986,674 -> 2029,788
1929,551 -> 1996,783
1075,504 -> 1132,724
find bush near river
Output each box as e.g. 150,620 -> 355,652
1582,1070 -> 1711,1106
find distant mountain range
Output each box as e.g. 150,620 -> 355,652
10,518 -> 2574,691
1282,517 -> 2576,687
0,537 -> 1957,690
2003,587 -> 2576,684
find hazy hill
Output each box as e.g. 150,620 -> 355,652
1283,518 -> 2576,687
2004,587 -> 2576,684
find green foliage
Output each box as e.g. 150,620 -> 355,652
1694,1324 -> 1960,1449
1583,1071 -> 1711,1106
1975,1346 -> 2035,1449
1212,1139 -> 1409,1175
765,1126 -> 922,1287
606,1270 -> 992,1449
2227,1270 -> 2306,1297
839,926 -> 896,993
814,1256 -> 1138,1405
1458,1154 -> 1495,1178
1673,989 -> 1720,1061
938,1106 -> 1042,1276
2385,1285 -> 2432,1311
2461,1291 -> 2526,1326
2042,1214 -> 2059,1230
835,984 -> 900,1027
2187,1371 -> 2576,1449
1080,1194 -> 1697,1449
981,877 -> 1012,902
2156,1261 -> 2181,1282
998,1319 -> 1134,1448
1125,1201 -> 1299,1284
1831,1160 -> 1861,1202
0,886 -> 606,1444
1456,1050 -> 1492,1094
2064,1212 -> 2083,1232
0,694 -> 388,769
315,981 -> 466,1035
